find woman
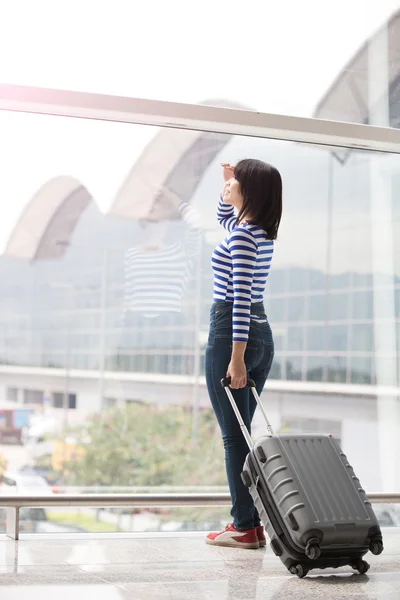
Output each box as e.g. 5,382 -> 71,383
205,159 -> 282,549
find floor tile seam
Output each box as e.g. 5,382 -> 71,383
106,575 -> 293,591
64,557 -> 250,567
80,570 -> 137,592
0,561 -> 74,568
69,569 -> 293,585
0,564 -> 107,585
74,564 -> 130,587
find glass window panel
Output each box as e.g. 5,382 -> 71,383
395,290 -> 400,316
309,270 -> 327,292
328,325 -> 348,351
329,272 -> 351,290
352,273 -> 374,289
350,357 -> 374,384
393,174 -> 400,277
326,356 -> 347,383
6,387 -> 18,402
287,327 -> 304,352
285,357 -> 303,381
305,357 -> 326,382
288,269 -> 309,293
0,110 -> 399,505
269,357 -> 282,380
273,329 -> 285,353
397,322 -> 400,354
351,324 -> 374,352
282,417 -> 341,440
306,326 -> 324,351
309,295 -> 326,321
288,296 -> 305,321
267,297 -> 286,323
267,270 -> 286,294
353,290 -> 373,319
329,294 -> 349,320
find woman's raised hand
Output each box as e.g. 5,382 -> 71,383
221,163 -> 235,182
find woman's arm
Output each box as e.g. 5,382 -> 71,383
217,196 -> 236,231
226,228 -> 258,388
217,163 -> 237,231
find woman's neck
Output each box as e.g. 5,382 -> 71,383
239,212 -> 253,225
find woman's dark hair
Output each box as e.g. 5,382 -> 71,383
234,159 -> 282,240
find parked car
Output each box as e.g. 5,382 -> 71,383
0,507 -> 47,533
0,471 -> 54,534
18,465 -> 62,486
0,471 -> 53,495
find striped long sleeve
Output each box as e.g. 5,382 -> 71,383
228,228 -> 258,342
217,196 -> 236,232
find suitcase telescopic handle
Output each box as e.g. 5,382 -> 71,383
220,377 -> 274,449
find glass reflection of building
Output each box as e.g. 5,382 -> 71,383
1,136 -> 398,388
0,10 -> 400,494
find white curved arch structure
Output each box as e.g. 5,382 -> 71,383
4,176 -> 92,260
2,99 -> 248,259
110,100 -> 249,221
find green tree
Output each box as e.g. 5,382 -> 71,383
62,404 -> 227,487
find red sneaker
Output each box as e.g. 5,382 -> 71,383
256,525 -> 266,547
206,523 -> 259,549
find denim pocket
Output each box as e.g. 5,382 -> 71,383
244,344 -> 262,372
214,304 -> 233,326
214,304 -> 232,339
255,320 -> 273,346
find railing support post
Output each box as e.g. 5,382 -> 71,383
6,507 -> 19,540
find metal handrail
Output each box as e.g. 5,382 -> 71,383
0,493 -> 231,509
2,492 -> 399,540
0,492 -> 399,509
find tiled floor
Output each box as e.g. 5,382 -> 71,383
0,529 -> 399,599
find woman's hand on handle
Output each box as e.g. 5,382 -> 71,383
226,357 -> 247,389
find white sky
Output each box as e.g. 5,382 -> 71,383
0,0 -> 399,252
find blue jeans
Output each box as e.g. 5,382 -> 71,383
205,301 -> 274,531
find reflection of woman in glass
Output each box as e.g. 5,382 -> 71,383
124,202 -> 201,318
205,160 -> 282,548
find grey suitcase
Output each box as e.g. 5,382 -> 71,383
221,377 -> 384,578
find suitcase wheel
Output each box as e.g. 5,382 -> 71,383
350,559 -> 370,575
305,540 -> 321,560
369,539 -> 384,556
241,470 -> 252,488
289,564 -> 308,579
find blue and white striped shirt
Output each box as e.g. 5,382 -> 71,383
212,197 -> 274,342
124,202 -> 201,318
